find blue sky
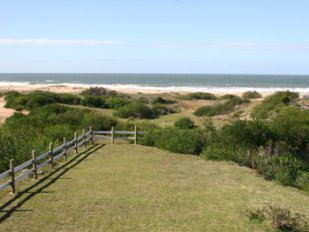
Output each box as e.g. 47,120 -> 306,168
0,0 -> 309,74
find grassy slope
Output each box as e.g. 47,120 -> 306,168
0,144 -> 308,231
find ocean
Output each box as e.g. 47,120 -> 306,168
0,73 -> 308,94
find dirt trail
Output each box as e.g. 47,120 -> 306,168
0,98 -> 15,124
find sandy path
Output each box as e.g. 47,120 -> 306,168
0,97 -> 15,124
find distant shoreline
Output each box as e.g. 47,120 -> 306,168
0,83 -> 308,97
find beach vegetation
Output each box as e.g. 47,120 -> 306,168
151,96 -> 176,105
178,92 -> 217,100
194,95 -> 249,117
174,117 -> 195,129
251,91 -> 299,119
242,91 -> 262,99
142,127 -> 204,154
4,91 -> 81,110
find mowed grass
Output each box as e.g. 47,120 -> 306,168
0,144 -> 308,231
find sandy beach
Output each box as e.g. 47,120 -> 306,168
0,84 -> 295,96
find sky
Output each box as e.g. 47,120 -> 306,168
0,0 -> 309,74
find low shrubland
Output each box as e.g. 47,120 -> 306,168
178,92 -> 217,100
141,105 -> 309,191
142,127 -> 204,154
0,103 -> 127,172
1,90 -> 308,192
114,100 -> 177,119
4,91 -> 81,110
194,95 -> 250,117
174,117 -> 195,129
251,91 -> 299,119
242,91 -> 262,99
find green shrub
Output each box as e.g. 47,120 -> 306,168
152,96 -> 176,105
174,117 -> 195,129
270,106 -> 309,157
82,112 -> 117,130
26,94 -> 56,109
142,127 -> 204,154
255,150 -> 303,186
272,154 -> 303,186
242,91 -> 262,99
152,104 -> 176,116
55,93 -> 81,105
179,92 -> 217,100
4,91 -> 81,110
194,96 -> 249,117
220,94 -> 238,100
251,91 -> 299,119
152,96 -> 168,104
81,96 -> 106,108
114,102 -> 158,119
245,202 -> 309,231
105,97 -> 129,109
194,105 -> 223,117
81,87 -> 117,97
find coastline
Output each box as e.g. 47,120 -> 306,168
0,83 -> 308,96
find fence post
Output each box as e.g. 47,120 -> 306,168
74,132 -> 78,154
49,143 -> 54,168
63,137 -> 67,161
82,129 -> 86,150
111,126 -> 114,144
89,126 -> 93,145
32,150 -> 38,179
9,159 -> 16,194
134,125 -> 137,145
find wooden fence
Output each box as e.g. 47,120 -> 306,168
92,126 -> 143,145
0,126 -> 143,194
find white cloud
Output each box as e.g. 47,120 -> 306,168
0,39 -> 126,46
154,42 -> 309,51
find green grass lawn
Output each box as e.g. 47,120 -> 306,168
1,144 -> 308,231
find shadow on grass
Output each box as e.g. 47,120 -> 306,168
0,144 -> 104,223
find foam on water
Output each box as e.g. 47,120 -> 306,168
0,81 -> 308,94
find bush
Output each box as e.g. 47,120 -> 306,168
242,91 -> 262,99
272,154 -> 303,186
194,96 -> 249,117
251,91 -> 299,119
174,117 -> 195,129
179,92 -> 217,100
270,107 -> 309,157
55,93 -> 81,105
255,150 -> 303,186
81,96 -> 106,108
245,202 -> 309,231
105,97 -> 129,109
152,104 -> 176,116
4,91 -> 82,110
81,87 -> 117,97
152,96 -> 176,105
114,102 -> 158,119
142,127 -> 204,155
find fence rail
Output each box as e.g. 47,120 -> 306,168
93,126 -> 144,145
0,126 -> 144,194
0,127 -> 93,194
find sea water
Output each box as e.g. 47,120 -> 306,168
0,73 -> 308,93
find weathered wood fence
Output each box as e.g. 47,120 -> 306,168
92,126 -> 143,145
0,126 -> 143,194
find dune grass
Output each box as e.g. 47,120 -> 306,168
0,144 -> 308,231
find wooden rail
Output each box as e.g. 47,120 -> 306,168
0,127 -> 93,194
0,126 -> 144,194
93,126 -> 144,145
